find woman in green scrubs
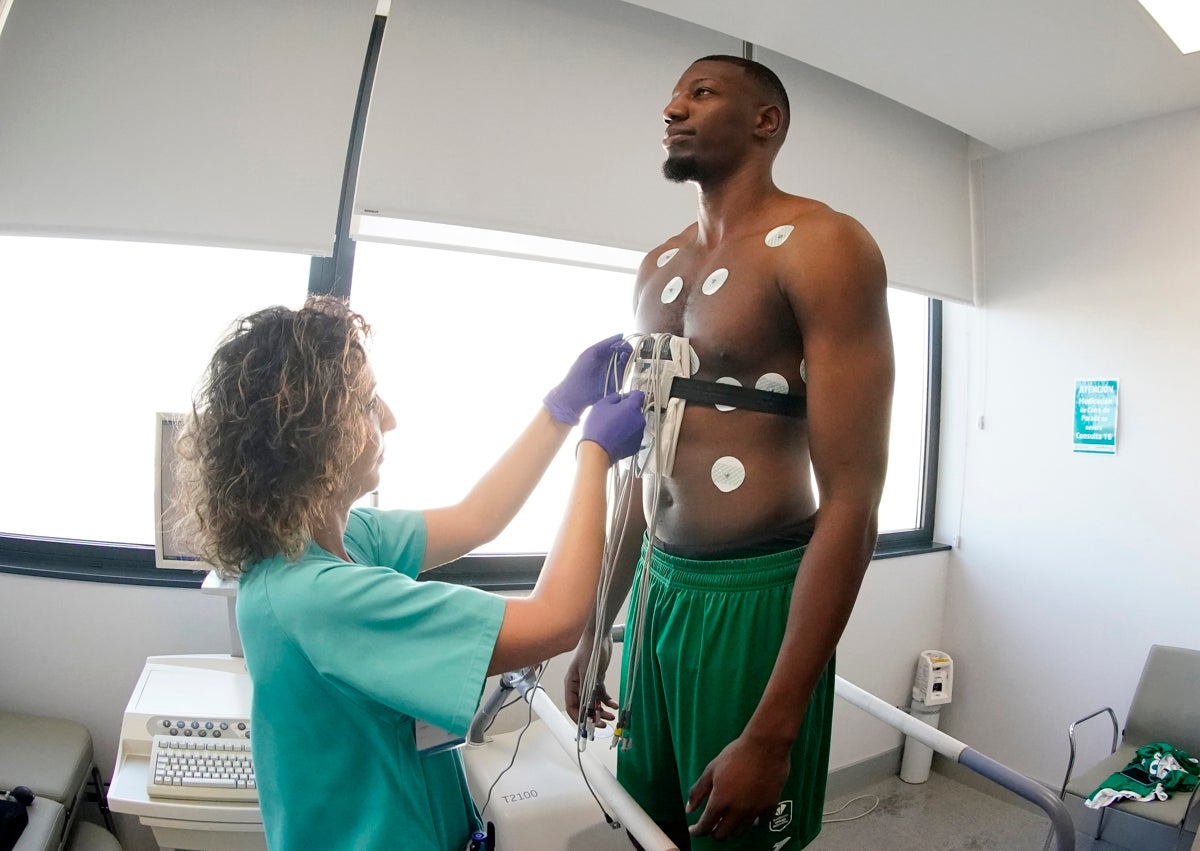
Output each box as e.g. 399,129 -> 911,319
176,296 -> 643,850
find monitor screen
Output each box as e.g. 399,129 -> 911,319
154,412 -> 214,572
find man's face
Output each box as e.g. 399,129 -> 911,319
661,61 -> 760,184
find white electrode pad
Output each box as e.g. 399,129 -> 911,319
660,276 -> 683,304
656,247 -> 679,267
701,268 -> 729,295
765,225 -> 794,247
711,456 -> 746,492
755,373 -> 789,394
714,376 -> 742,412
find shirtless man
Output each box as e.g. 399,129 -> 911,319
565,55 -> 894,850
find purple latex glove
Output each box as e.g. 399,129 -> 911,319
544,334 -> 633,425
581,391 -> 646,464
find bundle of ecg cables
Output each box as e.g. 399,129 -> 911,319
574,332 -> 691,754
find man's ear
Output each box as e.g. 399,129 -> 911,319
754,104 -> 783,140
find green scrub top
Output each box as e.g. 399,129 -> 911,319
237,508 -> 506,851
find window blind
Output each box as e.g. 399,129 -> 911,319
0,0 -> 378,255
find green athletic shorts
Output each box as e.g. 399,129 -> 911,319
617,538 -> 834,850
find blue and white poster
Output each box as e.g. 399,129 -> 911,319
1073,379 -> 1119,454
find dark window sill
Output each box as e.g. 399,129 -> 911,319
873,538 -> 952,561
0,535 -> 203,588
0,535 -> 951,591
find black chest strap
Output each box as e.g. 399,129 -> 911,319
669,377 -> 807,418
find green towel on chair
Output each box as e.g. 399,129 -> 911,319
1085,742 -> 1200,809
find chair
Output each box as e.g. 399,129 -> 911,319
1047,645 -> 1200,851
0,711 -> 117,851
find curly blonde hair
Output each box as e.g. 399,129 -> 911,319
176,296 -> 375,577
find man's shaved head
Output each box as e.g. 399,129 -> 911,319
693,54 -> 790,133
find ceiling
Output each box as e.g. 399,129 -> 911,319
627,0 -> 1200,152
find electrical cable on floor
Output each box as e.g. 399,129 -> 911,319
821,794 -> 881,823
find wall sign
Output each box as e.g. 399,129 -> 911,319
1073,379 -> 1119,454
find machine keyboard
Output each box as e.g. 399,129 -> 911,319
147,734 -> 258,802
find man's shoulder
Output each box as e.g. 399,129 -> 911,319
775,195 -> 867,237
768,196 -> 880,263
641,222 -> 697,262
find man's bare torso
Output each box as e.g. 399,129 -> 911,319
634,196 -> 829,552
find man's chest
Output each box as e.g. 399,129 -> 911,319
634,243 -> 804,379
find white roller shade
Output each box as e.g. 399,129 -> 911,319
357,0 -> 973,302
763,47 -> 975,304
355,0 -> 738,254
0,0 -> 379,255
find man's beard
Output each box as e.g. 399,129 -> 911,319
662,154 -> 701,183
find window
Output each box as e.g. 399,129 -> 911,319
348,240 -> 633,554
0,236 -> 307,545
880,288 -> 933,534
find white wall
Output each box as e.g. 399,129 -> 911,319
935,107 -> 1200,785
828,552 -> 949,769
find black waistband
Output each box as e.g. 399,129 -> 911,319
669,377 -> 807,417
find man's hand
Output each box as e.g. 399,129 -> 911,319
686,734 -> 791,840
564,635 -> 617,725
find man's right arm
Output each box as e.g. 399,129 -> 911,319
564,475 -> 647,720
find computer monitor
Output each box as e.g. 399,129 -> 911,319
156,412 -> 243,656
154,412 -> 213,572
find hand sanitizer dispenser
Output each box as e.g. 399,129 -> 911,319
900,651 -> 953,783
912,650 -> 953,706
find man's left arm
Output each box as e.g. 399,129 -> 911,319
687,213 -> 894,839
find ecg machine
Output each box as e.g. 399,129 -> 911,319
107,654 -> 660,851
108,645 -> 463,851
108,654 -> 266,851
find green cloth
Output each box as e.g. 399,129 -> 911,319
237,507 -> 506,851
1085,742 -> 1200,809
618,539 -> 834,850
